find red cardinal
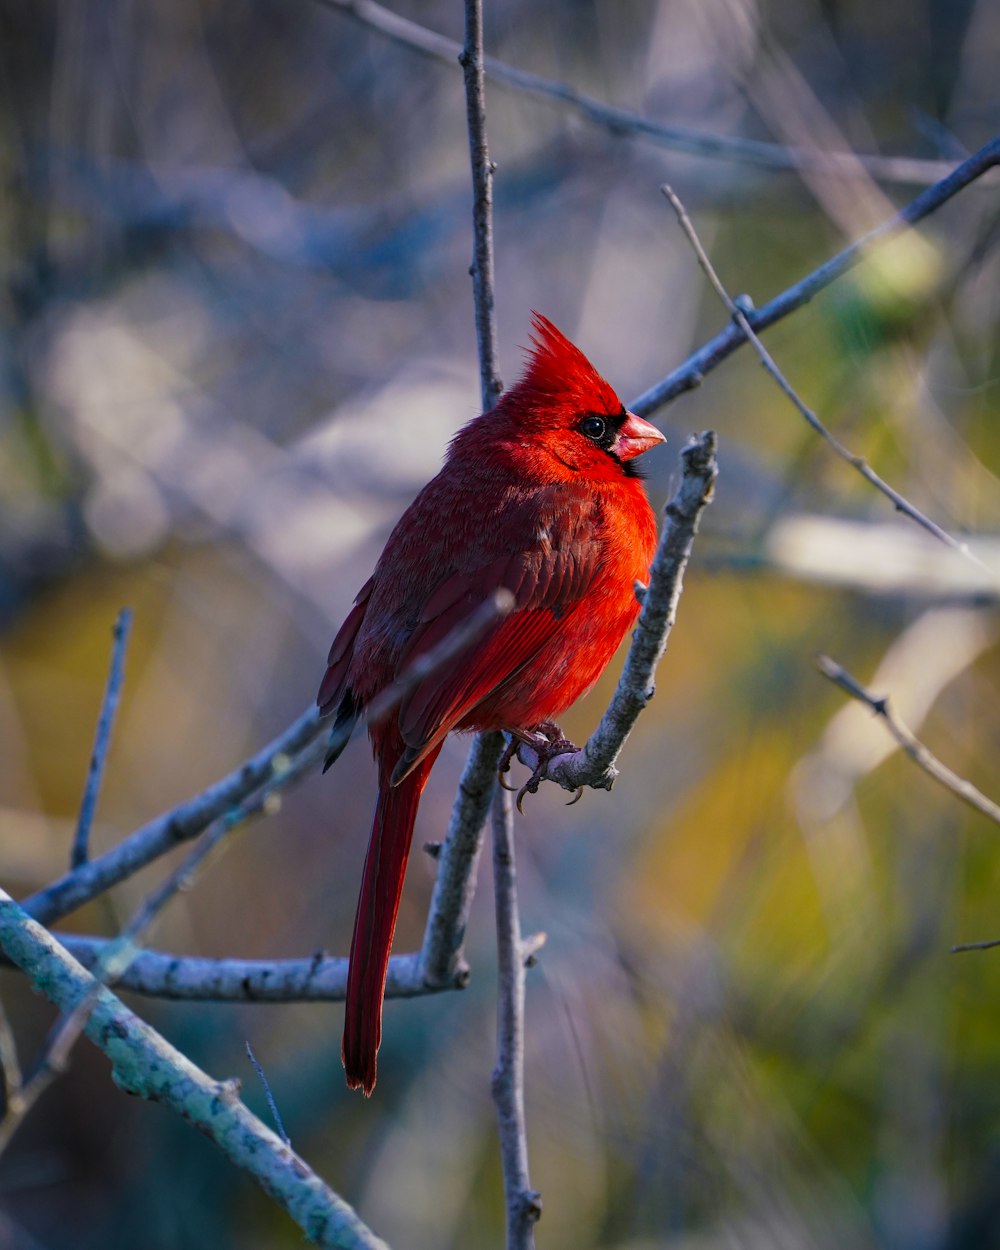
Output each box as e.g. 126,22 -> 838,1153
318,314 -> 664,1094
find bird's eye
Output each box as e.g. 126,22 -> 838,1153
579,416 -> 606,440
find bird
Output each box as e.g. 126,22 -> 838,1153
318,313 -> 664,1094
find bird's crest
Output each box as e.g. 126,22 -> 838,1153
517,312 -> 622,414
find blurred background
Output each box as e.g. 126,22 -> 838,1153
1,0 -> 999,1246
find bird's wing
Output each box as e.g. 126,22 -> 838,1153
317,575 -> 374,716
390,490 -> 601,780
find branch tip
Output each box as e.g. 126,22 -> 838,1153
818,653 -> 1000,827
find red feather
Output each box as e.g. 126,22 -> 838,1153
341,731 -> 441,1094
319,313 -> 664,1094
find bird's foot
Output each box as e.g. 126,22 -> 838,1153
498,723 -> 582,813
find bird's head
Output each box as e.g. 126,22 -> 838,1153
498,312 -> 665,479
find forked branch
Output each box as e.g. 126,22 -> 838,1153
816,654 -> 1000,827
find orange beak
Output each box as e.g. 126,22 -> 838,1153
614,411 -> 666,461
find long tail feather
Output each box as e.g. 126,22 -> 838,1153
342,744 -> 442,1095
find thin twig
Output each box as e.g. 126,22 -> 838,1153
514,431 -> 718,796
460,0 -> 502,410
0,892 -> 388,1249
815,654 -> 1000,826
490,786 -> 541,1249
246,1041 -> 291,1146
0,997 -> 22,1118
952,938 -> 1000,954
315,0 -> 980,187
13,745 -> 511,1009
633,136 -> 1000,415
41,931 -> 548,1007
71,608 -> 132,868
661,184 -> 996,578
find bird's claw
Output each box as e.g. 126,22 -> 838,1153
500,723 -> 581,813
516,775 -> 540,815
497,736 -> 520,791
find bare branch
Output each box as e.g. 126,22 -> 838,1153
758,514 -> 1000,599
315,0 -> 981,187
633,136 -> 1000,415
460,0 -> 502,411
816,654 -> 1000,826
418,730 -> 504,986
52,933 -> 546,1003
4,600 -> 516,1148
0,892 -> 388,1250
48,744 -> 504,1005
72,608 -> 132,869
490,786 -> 541,1249
661,184 -> 997,578
56,940 -> 462,1002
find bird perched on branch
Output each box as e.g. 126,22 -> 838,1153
318,314 -> 664,1094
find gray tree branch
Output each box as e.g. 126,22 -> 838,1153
418,730 -> 505,988
58,939 -> 456,1000
458,1 -> 540,1240
490,786 -> 541,1250
460,0 -> 502,412
0,890 -> 388,1250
